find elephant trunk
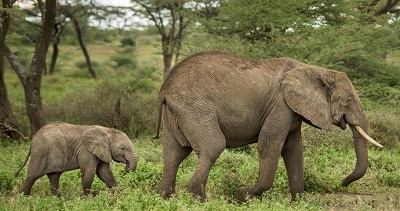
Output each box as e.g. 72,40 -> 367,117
125,152 -> 137,172
341,124 -> 368,186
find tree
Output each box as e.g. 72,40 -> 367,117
91,5 -> 140,34
358,0 -> 400,16
132,0 -> 190,77
58,0 -> 96,78
4,0 -> 56,135
189,0 -> 400,69
0,0 -> 21,141
48,10 -> 68,75
132,0 -> 220,77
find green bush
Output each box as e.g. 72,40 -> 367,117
0,170 -> 14,192
44,75 -> 159,138
120,37 -> 136,47
111,54 -> 137,69
378,172 -> 400,187
74,60 -> 99,70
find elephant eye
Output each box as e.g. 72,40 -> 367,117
120,146 -> 125,150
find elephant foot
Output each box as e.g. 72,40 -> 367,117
157,186 -> 175,199
50,188 -> 61,198
51,191 -> 61,198
22,191 -> 31,196
82,189 -> 99,197
187,183 -> 206,202
290,192 -> 306,203
235,186 -> 265,202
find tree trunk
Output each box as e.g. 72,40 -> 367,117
0,0 -> 21,141
161,35 -> 173,78
49,21 -> 67,75
49,40 -> 58,75
71,16 -> 96,79
0,80 -> 21,141
24,84 -> 46,134
26,0 -> 56,134
163,51 -> 173,78
5,0 -> 56,135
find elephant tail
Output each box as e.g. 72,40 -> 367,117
15,147 -> 31,177
153,93 -> 165,139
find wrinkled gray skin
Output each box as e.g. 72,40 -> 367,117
15,122 -> 137,196
154,51 -> 370,202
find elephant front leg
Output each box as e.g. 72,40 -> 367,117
81,168 -> 96,195
96,162 -> 118,193
236,109 -> 295,202
80,157 -> 99,195
281,126 -> 304,201
235,141 -> 284,202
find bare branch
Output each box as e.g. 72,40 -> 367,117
4,45 -> 28,86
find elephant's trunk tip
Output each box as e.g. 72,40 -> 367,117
341,165 -> 367,187
125,157 -> 137,172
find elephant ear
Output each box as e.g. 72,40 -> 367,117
82,126 -> 113,163
281,66 -> 336,131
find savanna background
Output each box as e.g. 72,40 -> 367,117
0,0 -> 399,210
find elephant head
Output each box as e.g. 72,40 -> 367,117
281,65 -> 382,186
83,126 -> 137,172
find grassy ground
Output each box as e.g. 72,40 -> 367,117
1,33 -> 399,210
1,137 -> 399,210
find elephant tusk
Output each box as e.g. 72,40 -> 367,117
355,125 -> 383,148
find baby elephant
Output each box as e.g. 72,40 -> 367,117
15,122 -> 137,196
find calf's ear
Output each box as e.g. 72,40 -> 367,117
82,127 -> 113,163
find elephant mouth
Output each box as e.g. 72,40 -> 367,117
112,157 -> 127,164
332,114 -> 347,130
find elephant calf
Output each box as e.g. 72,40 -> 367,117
15,121 -> 137,196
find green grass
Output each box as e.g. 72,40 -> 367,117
1,138 -> 399,210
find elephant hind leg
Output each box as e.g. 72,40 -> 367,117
47,172 -> 62,197
21,161 -> 47,195
158,126 -> 192,198
21,175 -> 41,195
182,118 -> 226,201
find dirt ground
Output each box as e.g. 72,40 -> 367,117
319,190 -> 400,210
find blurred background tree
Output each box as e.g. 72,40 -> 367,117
1,0 -> 399,141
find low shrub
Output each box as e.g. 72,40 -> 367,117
120,37 -> 136,47
378,172 -> 400,187
111,54 -> 137,69
44,74 -> 159,138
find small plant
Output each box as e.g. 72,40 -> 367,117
0,170 -> 14,192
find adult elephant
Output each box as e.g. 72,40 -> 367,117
154,51 -> 382,202
15,122 -> 137,196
